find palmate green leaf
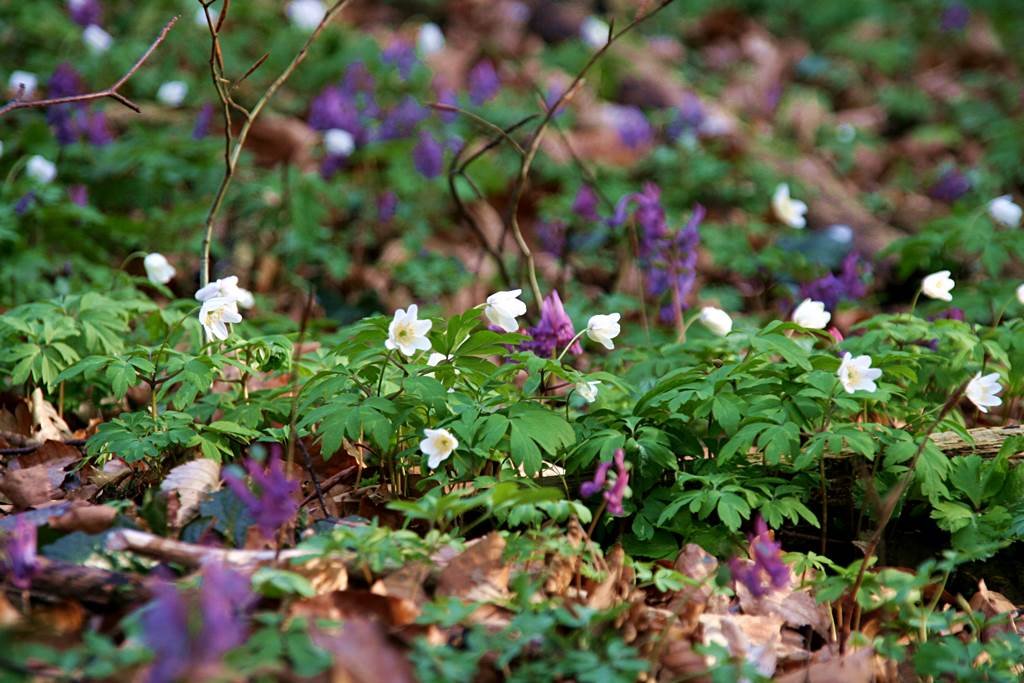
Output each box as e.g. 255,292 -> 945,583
509,422 -> 542,475
750,332 -> 812,371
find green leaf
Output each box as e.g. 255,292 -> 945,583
251,568 -> 317,598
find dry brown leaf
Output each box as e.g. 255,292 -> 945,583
372,562 -> 430,608
159,458 -> 221,528
700,613 -> 784,678
436,532 -> 510,603
587,544 -> 629,611
736,579 -> 831,638
290,556 -> 349,595
0,442 -> 78,509
293,589 -> 418,627
311,618 -> 417,683
970,579 -> 1019,640
543,518 -> 583,597
48,503 -> 118,534
774,647 -> 874,683
30,388 -> 72,443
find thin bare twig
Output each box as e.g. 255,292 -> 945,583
0,16 -> 180,117
504,0 -> 676,309
199,0 -> 351,288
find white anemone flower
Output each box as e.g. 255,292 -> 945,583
580,16 -> 610,47
143,253 -> 176,284
8,71 -> 37,97
698,306 -> 733,336
421,428 -> 458,469
417,22 -> 445,55
837,353 -> 882,394
988,195 -> 1022,228
484,289 -> 527,333
576,380 -> 601,403
156,81 -> 188,107
286,0 -> 326,30
83,25 -> 112,53
199,296 -> 242,341
921,270 -> 955,302
1016,283 -> 1024,306
966,372 -> 1003,414
385,304 -> 432,356
791,298 -> 830,329
26,155 -> 57,184
195,275 -> 254,309
586,313 -> 621,350
772,183 -> 808,228
324,128 -> 355,157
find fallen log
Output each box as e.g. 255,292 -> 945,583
11,557 -> 149,608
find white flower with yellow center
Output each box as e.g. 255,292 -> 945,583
195,275 -> 254,309
385,304 -> 432,356
837,353 -> 882,394
421,428 -> 458,469
921,270 -> 954,302
199,296 -> 242,341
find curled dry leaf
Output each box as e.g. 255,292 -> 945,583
0,440 -> 79,509
294,589 -> 418,628
774,646 -> 875,683
159,458 -> 221,528
48,502 -> 118,534
735,566 -> 831,638
288,556 -> 349,595
700,613 -> 785,678
436,532 -> 510,603
969,579 -> 1020,641
311,617 -> 417,683
587,544 -> 631,611
30,388 -> 73,443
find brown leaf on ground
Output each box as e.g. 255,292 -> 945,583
159,458 -> 221,528
774,646 -> 875,683
311,618 -> 417,683
658,639 -> 711,683
970,579 -> 1020,640
587,544 -> 631,611
667,543 -> 719,635
372,562 -> 430,608
736,578 -> 831,639
290,556 -> 349,595
543,518 -> 584,597
0,441 -> 78,509
293,589 -> 418,627
47,503 -> 117,534
436,532 -> 510,603
700,613 -> 785,678
235,114 -> 318,171
30,388 -> 72,443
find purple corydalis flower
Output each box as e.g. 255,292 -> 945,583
433,79 -> 459,123
3,516 -> 38,591
928,168 -> 971,203
729,516 -> 790,598
376,96 -> 429,141
612,105 -> 653,149
14,193 -> 36,216
666,94 -> 706,140
412,130 -> 444,179
382,39 -> 417,80
308,86 -> 366,142
378,191 -> 398,222
799,252 -> 868,312
141,581 -> 191,683
522,290 -> 579,358
68,0 -> 103,28
342,62 -> 376,95
193,103 -> 214,140
468,61 -> 500,105
46,64 -> 114,146
537,220 -> 567,256
68,185 -> 89,206
572,185 -> 600,222
224,446 -> 299,539
83,110 -> 113,145
579,449 -> 628,515
198,561 -> 256,656
940,2 -> 970,31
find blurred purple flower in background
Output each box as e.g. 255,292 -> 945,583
798,252 -> 869,311
940,2 -> 970,31
224,445 -> 299,539
2,516 -> 38,591
378,191 -> 398,223
729,517 -> 790,598
46,64 -> 114,146
197,561 -> 256,657
376,96 -> 429,141
342,62 -> 376,95
522,290 -> 579,358
308,85 -> 366,142
928,167 -> 971,203
68,0 -> 103,28
537,220 -> 567,257
412,130 -> 444,178
14,193 -> 36,216
382,39 -> 417,80
468,61 -> 500,105
193,103 -> 214,139
572,185 -> 600,222
141,581 -> 191,683
68,185 -> 89,206
433,78 -> 459,123
611,105 -> 653,149
666,94 -> 706,140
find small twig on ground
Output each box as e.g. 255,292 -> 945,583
298,438 -> 329,517
300,465 -> 358,507
0,16 -> 179,117
0,438 -> 87,456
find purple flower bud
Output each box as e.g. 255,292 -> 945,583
572,185 -> 600,222
521,290 -> 579,358
376,96 -> 428,141
378,191 -> 398,223
928,168 -> 971,203
580,460 -> 612,498
223,445 -> 299,540
308,86 -> 366,142
68,185 -> 89,206
68,0 -> 103,28
603,449 -> 629,515
382,39 -> 417,80
412,130 -> 444,179
730,516 -> 790,598
83,109 -> 113,145
193,102 -> 214,140
2,516 -> 38,591
798,252 -> 868,311
940,2 -> 970,31
467,61 -> 500,105
48,63 -> 83,98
